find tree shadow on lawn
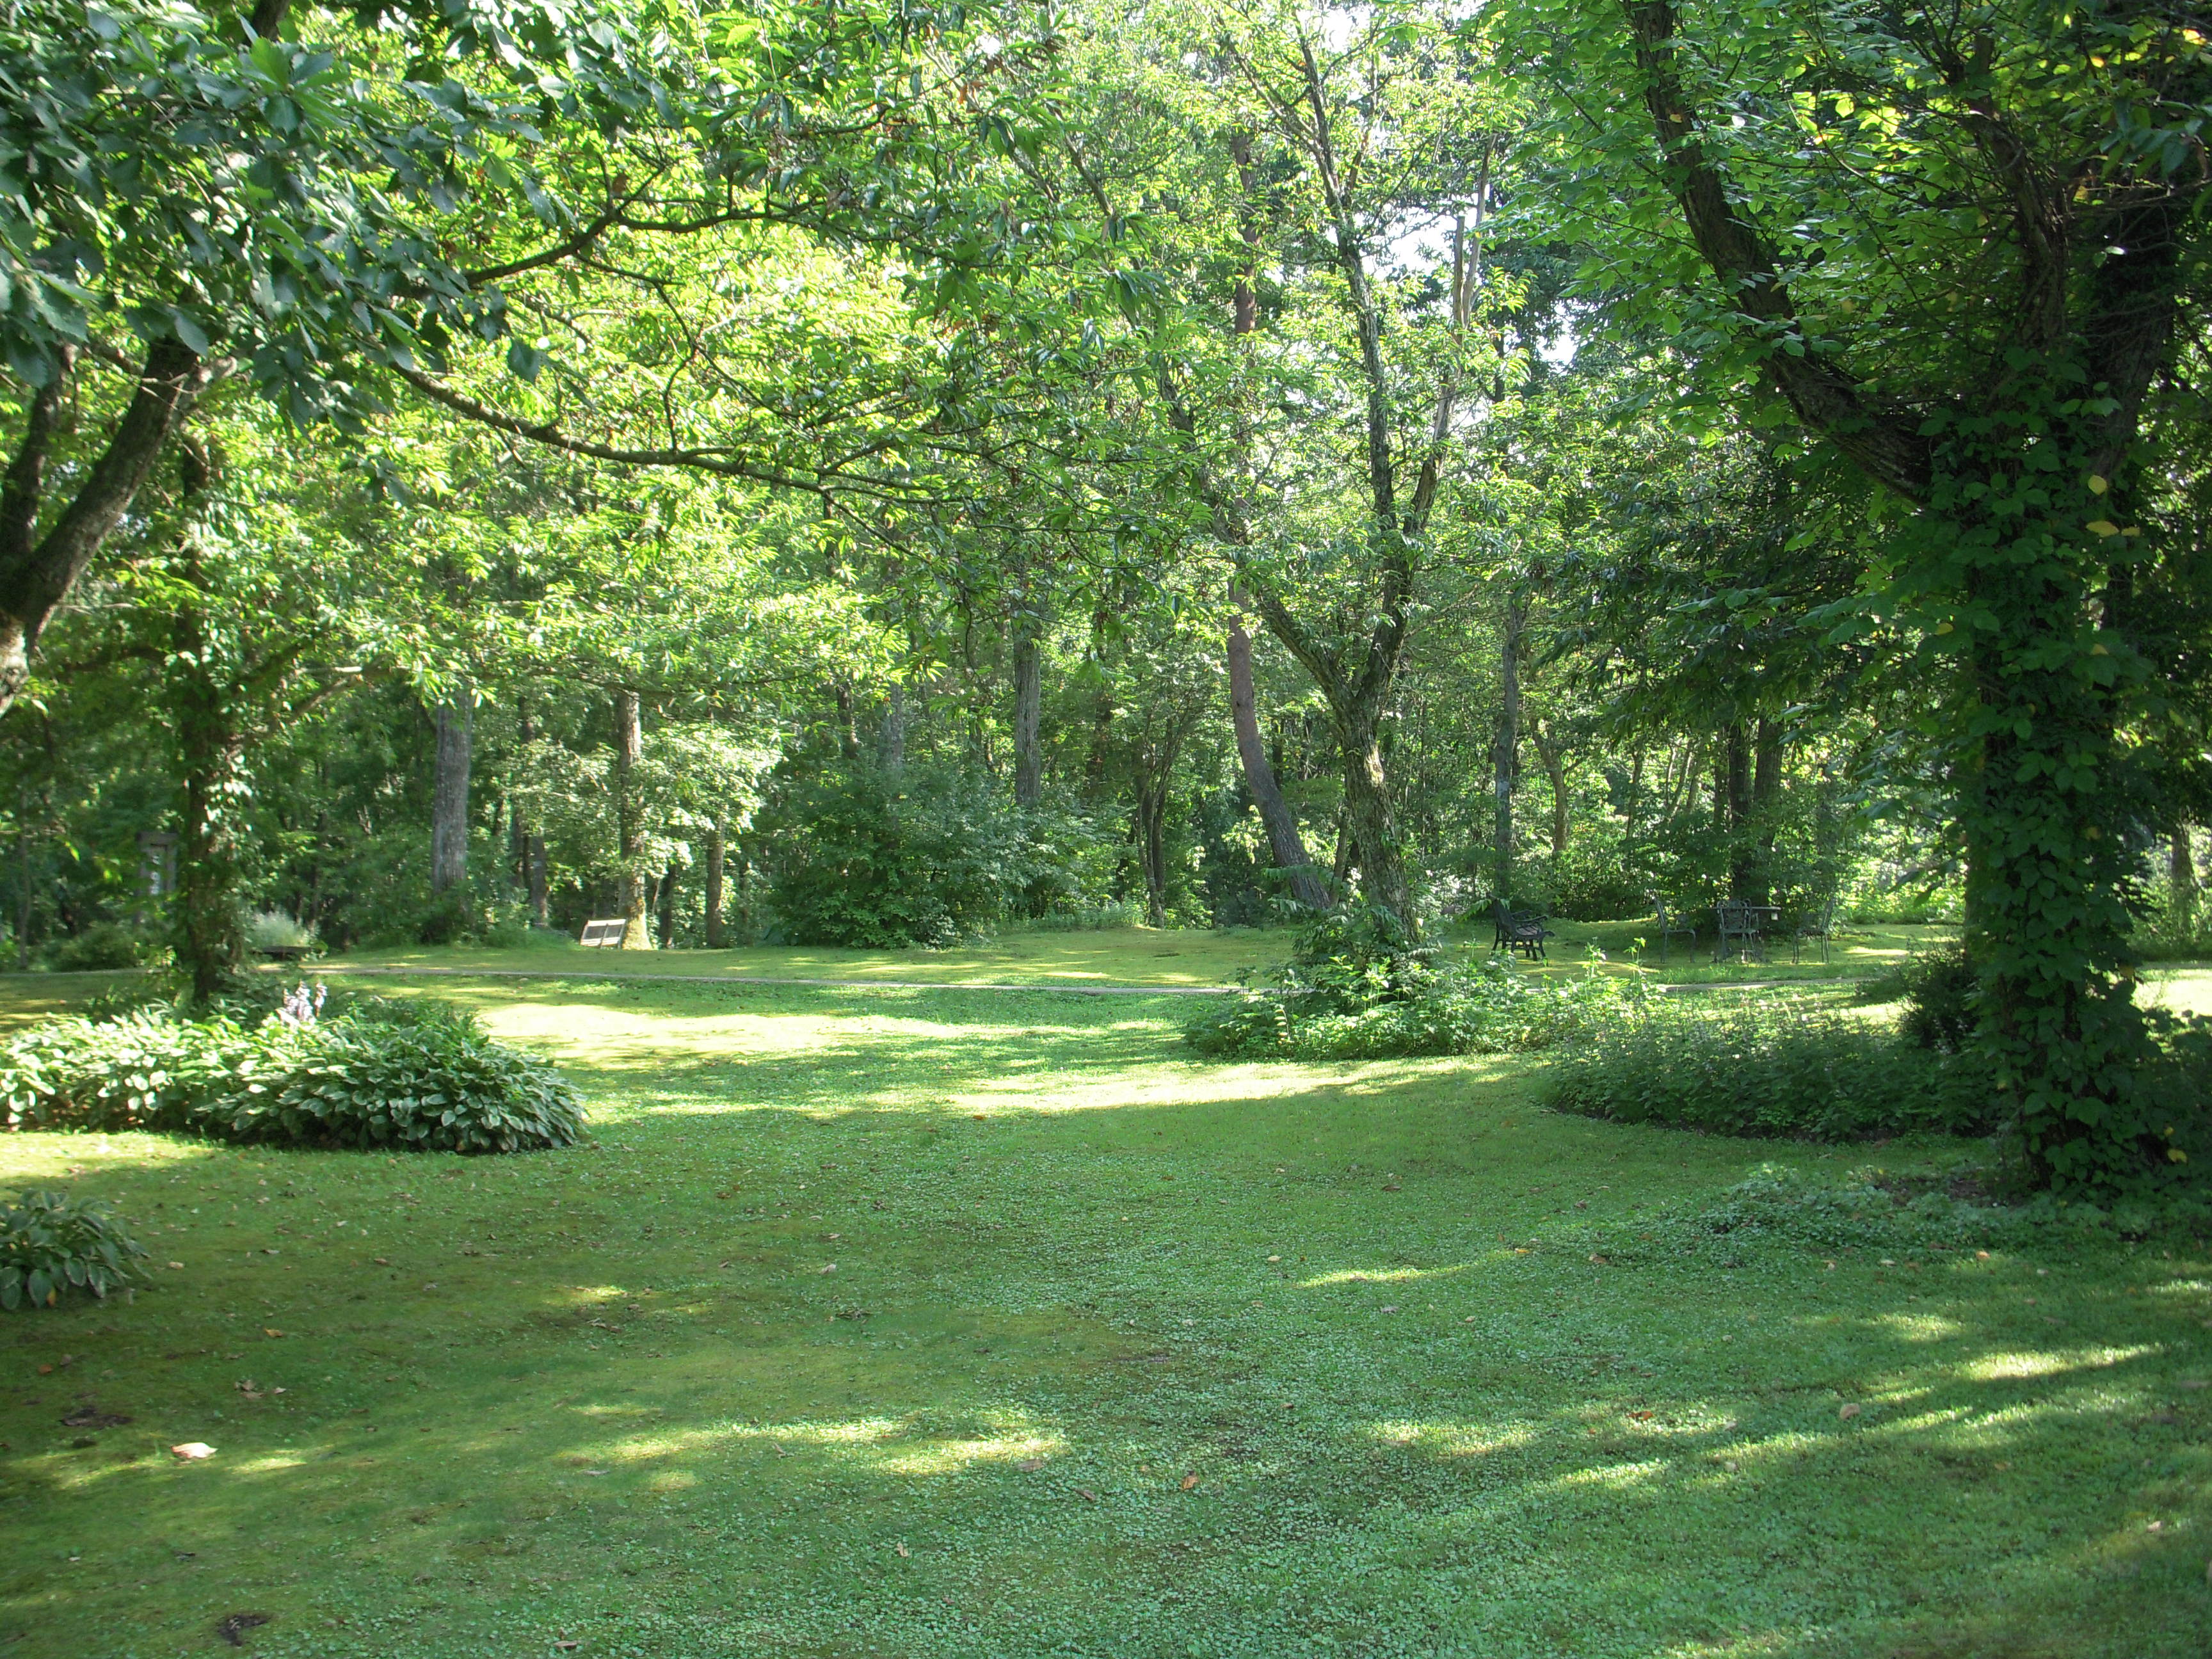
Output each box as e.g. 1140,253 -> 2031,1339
0,982 -> 2206,1655
3,1217 -> 2202,1658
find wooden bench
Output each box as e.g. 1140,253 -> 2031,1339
579,918 -> 629,949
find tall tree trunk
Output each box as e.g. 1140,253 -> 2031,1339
430,697 -> 471,895
705,815 -> 728,949
1226,610 -> 1329,908
1011,618 -> 1045,808
1340,721 -> 1407,918
833,682 -> 860,761
161,442 -> 247,1004
878,682 -> 907,773
1722,722 -> 1753,899
512,693 -> 534,900
1749,717 -> 1783,904
1534,721 -> 1569,854
2172,825 -> 2197,935
527,835 -> 547,928
656,858 -> 678,949
1493,596 -> 1525,904
613,689 -> 650,948
1136,781 -> 1171,928
13,814 -> 29,972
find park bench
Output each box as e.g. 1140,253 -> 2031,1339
579,918 -> 629,949
1489,899 -> 1555,961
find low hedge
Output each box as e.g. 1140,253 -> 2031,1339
0,1006 -> 584,1154
1543,993 -> 1992,1140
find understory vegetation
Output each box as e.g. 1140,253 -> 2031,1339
1185,903 -> 1639,1060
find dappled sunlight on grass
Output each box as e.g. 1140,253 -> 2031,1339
1959,1343 -> 2161,1381
1875,1311 -> 1968,1342
1299,1263 -> 1477,1288
1362,1418 -> 1538,1457
0,967 -> 2204,1656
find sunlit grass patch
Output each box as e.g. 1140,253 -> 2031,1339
0,965 -> 2200,1658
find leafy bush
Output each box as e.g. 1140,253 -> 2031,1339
1891,945 -> 1978,1054
1544,993 -> 1991,1140
47,922 -> 165,972
0,1189 -> 148,1309
1185,901 -> 1642,1061
244,909 -> 318,951
756,755 -> 1115,947
1519,837 -> 1651,922
207,1018 -> 587,1153
0,1004 -> 583,1153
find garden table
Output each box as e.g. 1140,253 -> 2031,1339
1713,902 -> 1784,965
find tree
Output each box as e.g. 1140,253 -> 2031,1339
0,0 -> 969,713
1521,0 -> 2211,1181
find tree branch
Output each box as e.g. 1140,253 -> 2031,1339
0,348 -> 72,577
1622,0 -> 1932,500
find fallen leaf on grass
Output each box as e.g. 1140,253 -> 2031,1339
819,1263 -> 837,1276
262,1328 -> 283,1339
1076,1489 -> 1098,1502
373,1258 -> 388,1266
895,1543 -> 910,1558
171,1442 -> 216,1461
1016,1457 -> 1046,1473
1180,1473 -> 1199,1491
167,1261 -> 185,1270
1839,1404 -> 1862,1420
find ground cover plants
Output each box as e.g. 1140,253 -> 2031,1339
0,963 -> 2204,1658
0,993 -> 584,1155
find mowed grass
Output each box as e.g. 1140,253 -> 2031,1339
328,925 -> 1285,990
0,965 -> 2206,1657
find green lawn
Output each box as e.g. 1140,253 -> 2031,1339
325,925 -> 1286,990
1,960 -> 2208,1656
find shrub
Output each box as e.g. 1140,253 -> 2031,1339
0,1189 -> 149,1309
1544,993 -> 1992,1140
1521,838 -> 1650,922
1886,945 -> 1978,1054
47,922 -> 165,972
1185,899 -> 1643,1061
207,1018 -> 587,1153
756,755 -> 1116,947
243,910 -> 317,951
0,1004 -> 583,1153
